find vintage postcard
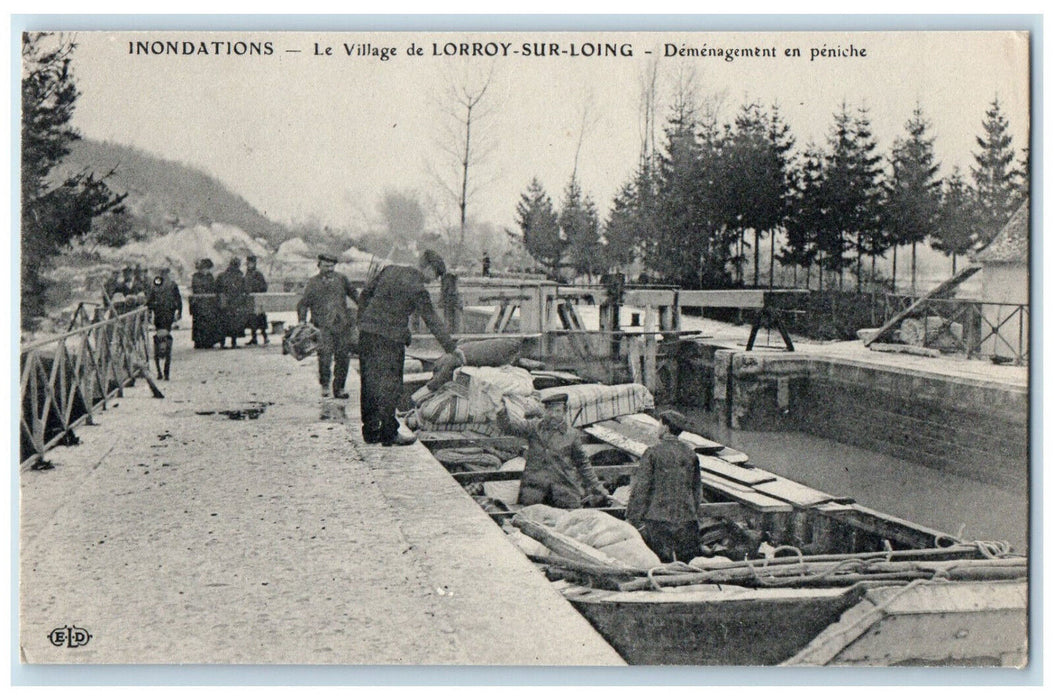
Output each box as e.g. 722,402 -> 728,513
17,27 -> 1031,672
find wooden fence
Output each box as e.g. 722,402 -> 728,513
19,306 -> 152,469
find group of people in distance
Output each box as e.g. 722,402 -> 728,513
190,255 -> 270,349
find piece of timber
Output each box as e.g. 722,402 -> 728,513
697,455 -> 775,487
676,432 -> 727,455
453,464 -> 638,485
864,265 -> 982,347
419,433 -> 527,452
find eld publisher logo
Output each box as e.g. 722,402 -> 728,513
48,626 -> 92,648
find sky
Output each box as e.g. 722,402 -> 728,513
63,29 -> 1031,237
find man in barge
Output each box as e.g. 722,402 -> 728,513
626,409 -> 702,563
497,393 -> 610,509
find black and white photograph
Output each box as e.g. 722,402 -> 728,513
15,24 -> 1033,672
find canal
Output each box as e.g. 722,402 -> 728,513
680,408 -> 1029,553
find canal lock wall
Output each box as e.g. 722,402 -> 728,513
677,342 -> 1028,490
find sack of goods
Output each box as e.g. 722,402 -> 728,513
427,337 -> 526,391
516,504 -> 661,569
417,366 -> 535,427
282,323 -> 320,361
539,383 -> 655,427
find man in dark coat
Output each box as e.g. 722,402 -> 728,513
297,253 -> 358,399
626,410 -> 703,563
357,249 -> 456,446
146,267 -> 182,381
497,393 -> 610,508
190,258 -> 222,348
216,257 -> 249,348
244,255 -> 269,345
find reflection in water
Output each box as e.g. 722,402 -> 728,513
679,408 -> 1029,552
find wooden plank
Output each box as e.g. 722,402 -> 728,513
864,265 -> 982,346
697,455 -> 775,486
452,464 -> 637,485
753,477 -> 842,508
676,289 -> 767,309
715,447 -> 750,465
419,433 -> 526,452
583,424 -> 649,458
699,472 -> 793,512
677,431 -> 726,455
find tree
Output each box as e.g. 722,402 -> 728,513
516,178 -> 564,278
931,167 -> 977,274
820,103 -> 884,291
971,97 -> 1024,246
560,177 -> 603,280
603,176 -> 643,271
884,103 -> 941,294
378,189 -> 426,252
781,145 -> 825,289
21,32 -> 126,327
430,61 -> 497,267
727,101 -> 795,287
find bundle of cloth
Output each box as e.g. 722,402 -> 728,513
512,504 -> 661,569
281,322 -> 320,361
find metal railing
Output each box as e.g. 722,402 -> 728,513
20,307 -> 152,469
881,295 -> 1029,364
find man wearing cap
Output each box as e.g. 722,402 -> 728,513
146,267 -> 183,332
497,392 -> 610,509
216,257 -> 249,348
244,255 -> 269,345
357,249 -> 457,446
626,410 -> 702,563
190,258 -> 222,349
297,253 -> 359,399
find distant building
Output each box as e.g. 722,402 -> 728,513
973,199 -> 1029,361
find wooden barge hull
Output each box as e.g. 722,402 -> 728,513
560,583 -> 865,665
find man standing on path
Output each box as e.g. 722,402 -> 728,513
244,254 -> 269,345
297,253 -> 358,399
216,257 -> 249,349
497,393 -> 611,508
626,410 -> 703,563
357,249 -> 456,446
146,267 -> 182,331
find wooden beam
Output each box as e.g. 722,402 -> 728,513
864,265 -> 982,347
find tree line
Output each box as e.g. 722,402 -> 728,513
512,92 -> 1028,293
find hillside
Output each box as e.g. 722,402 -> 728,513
56,138 -> 291,246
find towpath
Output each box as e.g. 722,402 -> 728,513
19,327 -> 624,665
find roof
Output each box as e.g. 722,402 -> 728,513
975,199 -> 1029,264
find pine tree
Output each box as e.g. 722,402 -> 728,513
516,178 -> 564,278
817,103 -> 856,289
727,101 -> 795,287
971,97 -> 1023,246
782,145 -> 825,289
849,108 -> 885,291
603,176 -> 642,270
931,167 -> 977,274
884,103 -> 942,294
21,32 -> 126,326
560,177 -> 603,280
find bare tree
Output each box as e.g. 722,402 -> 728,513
638,57 -> 661,170
570,90 -> 601,182
428,60 -> 499,267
